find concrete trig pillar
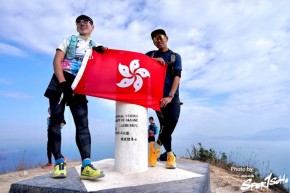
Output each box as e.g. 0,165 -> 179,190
114,101 -> 148,173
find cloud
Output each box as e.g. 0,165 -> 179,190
0,43 -> 26,57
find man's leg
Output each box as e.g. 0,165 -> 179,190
41,131 -> 53,168
163,97 -> 181,169
151,97 -> 180,169
159,97 -> 180,152
48,98 -> 67,178
69,94 -> 91,160
69,94 -> 104,179
47,131 -> 52,164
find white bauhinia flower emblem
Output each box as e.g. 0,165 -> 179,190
116,59 -> 150,92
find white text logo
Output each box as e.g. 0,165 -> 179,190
241,173 -> 288,191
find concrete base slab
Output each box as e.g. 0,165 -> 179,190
10,159 -> 210,193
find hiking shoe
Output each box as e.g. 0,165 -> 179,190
148,142 -> 160,167
53,162 -> 67,178
166,152 -> 176,169
80,164 -> 105,180
41,163 -> 53,169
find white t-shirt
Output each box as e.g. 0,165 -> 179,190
58,35 -> 94,76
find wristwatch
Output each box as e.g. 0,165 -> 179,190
168,93 -> 174,98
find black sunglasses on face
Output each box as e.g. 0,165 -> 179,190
76,19 -> 91,25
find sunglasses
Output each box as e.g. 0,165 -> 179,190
153,34 -> 166,43
76,19 -> 92,25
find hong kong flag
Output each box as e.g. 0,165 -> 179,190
72,49 -> 166,111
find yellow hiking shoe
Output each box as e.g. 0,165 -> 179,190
166,152 -> 176,169
148,142 -> 160,167
53,162 -> 67,178
80,164 -> 105,180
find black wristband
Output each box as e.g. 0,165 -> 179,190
93,46 -> 105,53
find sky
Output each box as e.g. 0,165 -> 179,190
1,0 -> 290,147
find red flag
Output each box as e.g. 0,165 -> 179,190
72,49 -> 166,111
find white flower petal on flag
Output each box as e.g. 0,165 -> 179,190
135,68 -> 150,78
116,59 -> 150,92
130,59 -> 140,73
118,63 -> 132,77
133,75 -> 143,92
116,77 -> 135,88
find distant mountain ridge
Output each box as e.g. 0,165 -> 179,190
214,127 -> 290,141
